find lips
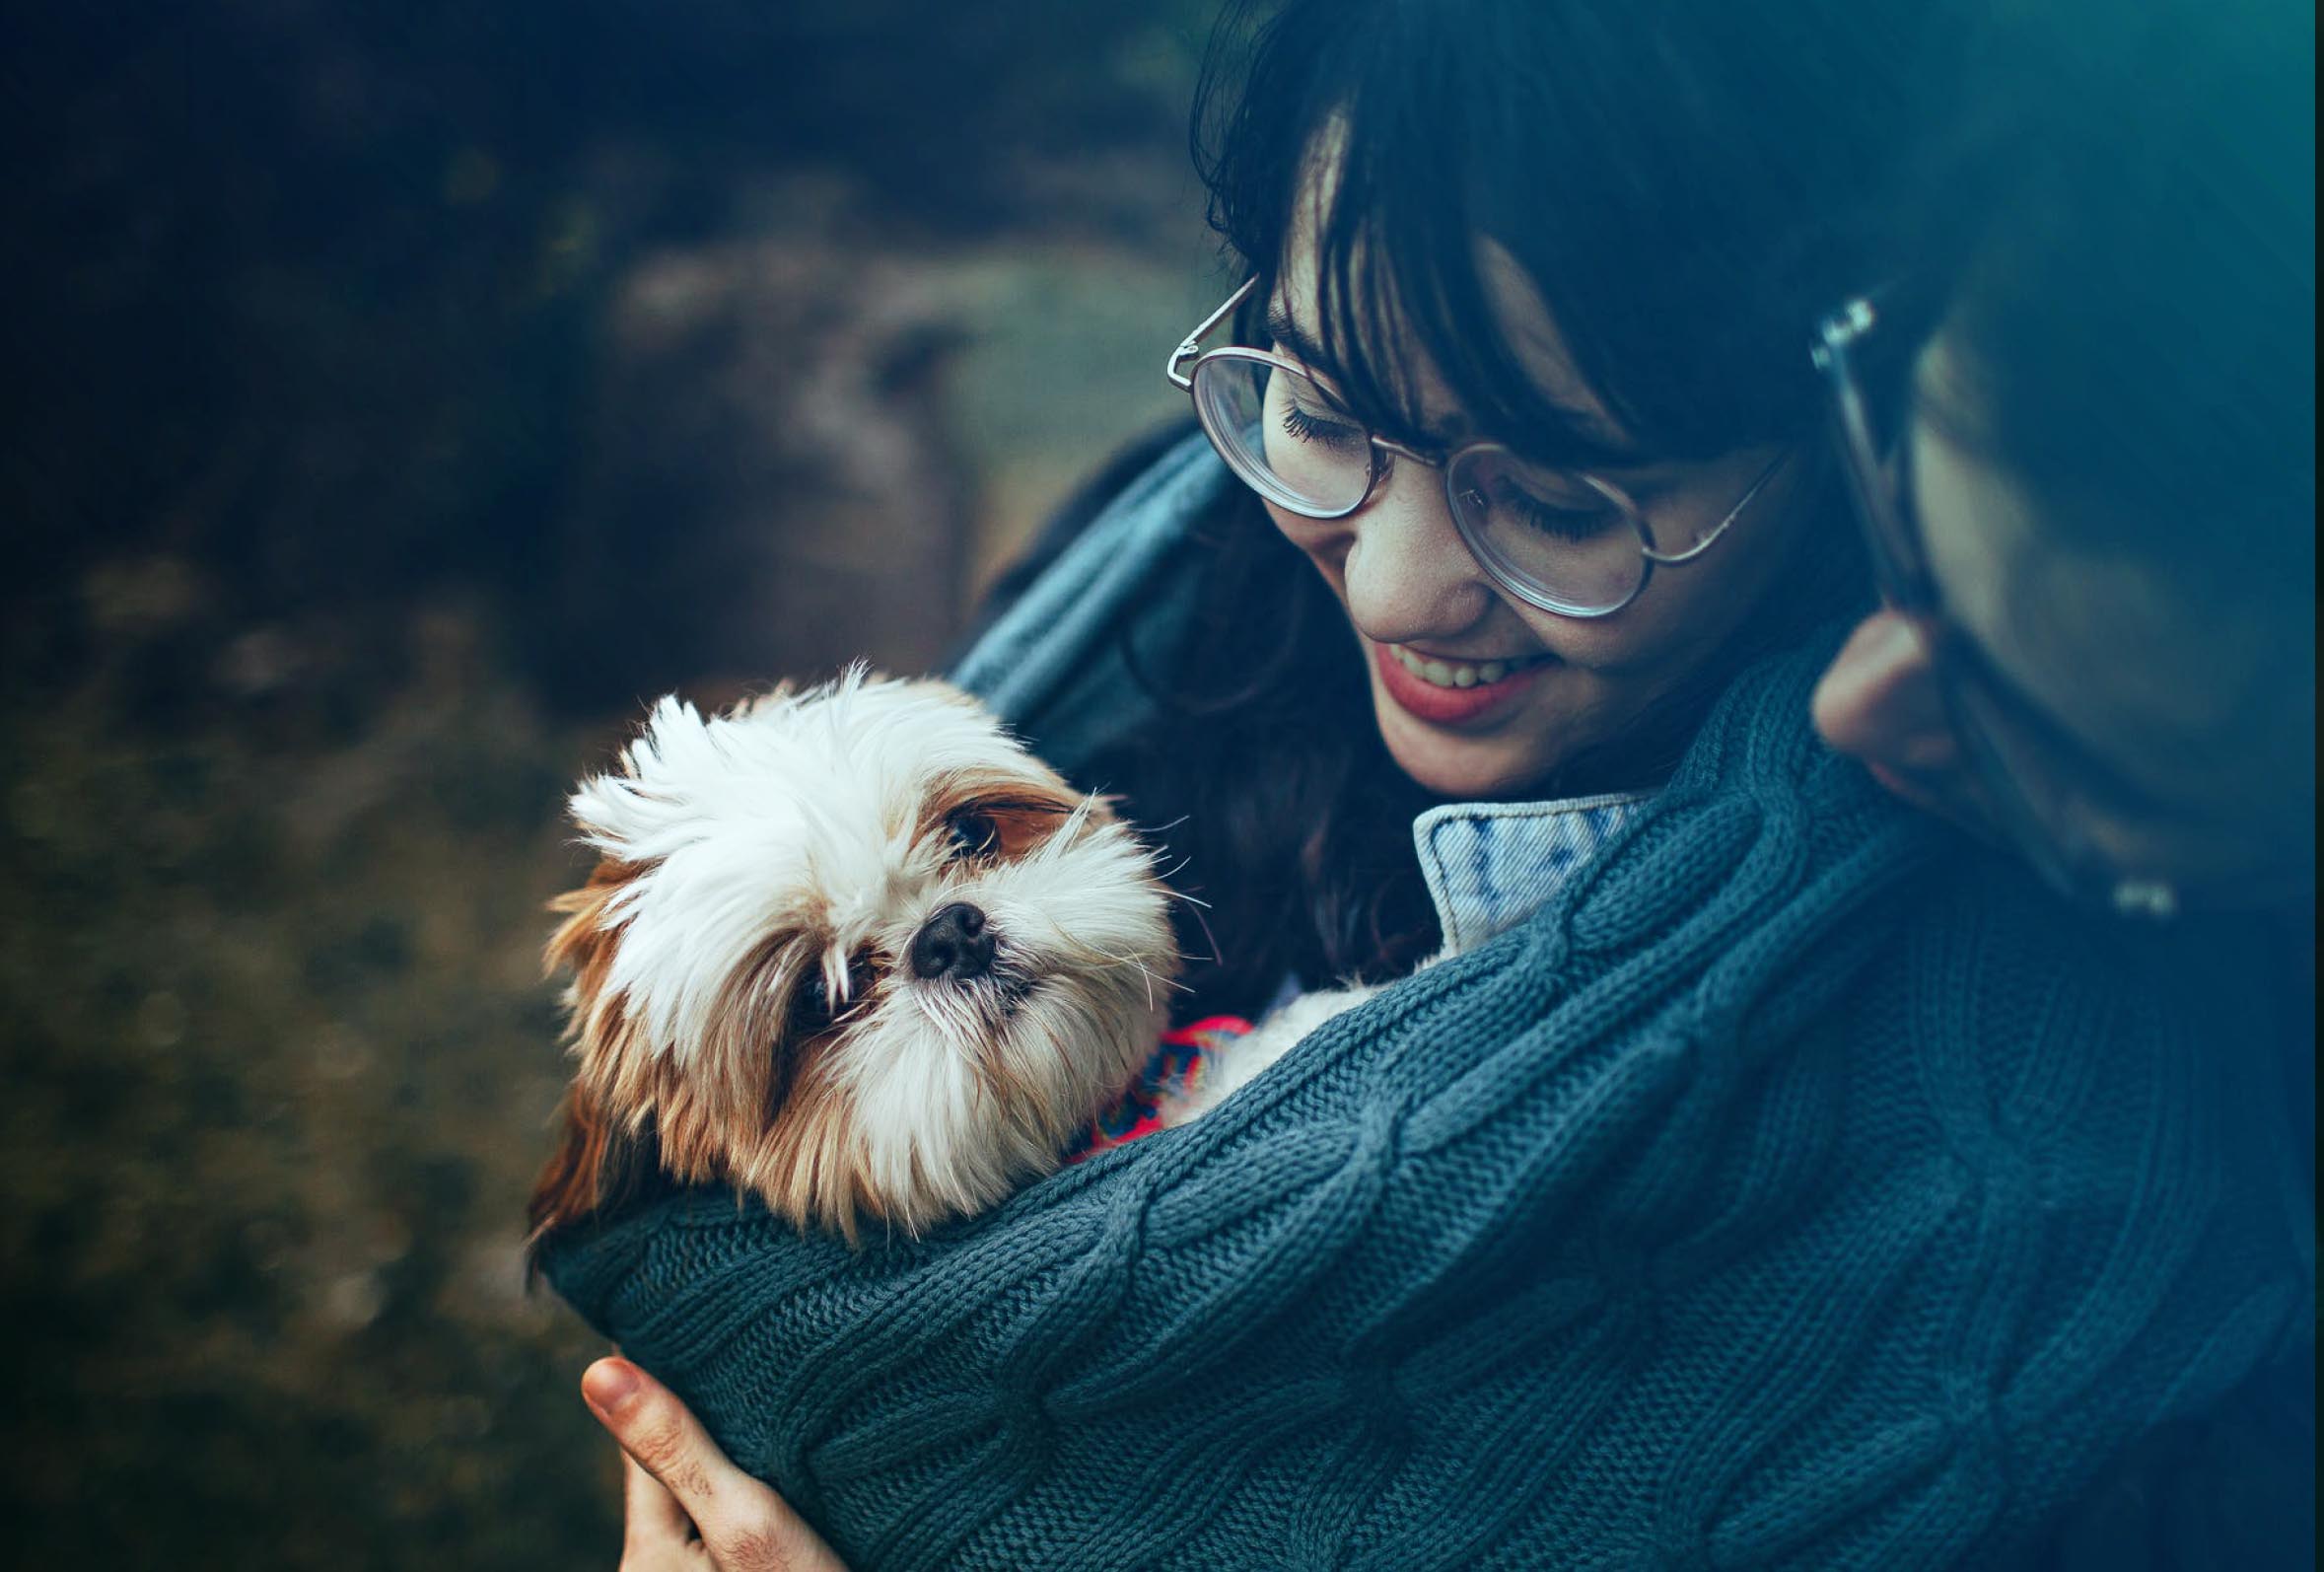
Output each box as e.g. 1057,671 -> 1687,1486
1371,640 -> 1554,726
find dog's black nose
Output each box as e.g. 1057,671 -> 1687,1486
910,902 -> 995,982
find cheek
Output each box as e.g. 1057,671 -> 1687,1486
1262,499 -> 1352,590
1573,471 -> 1826,672
1493,575 -> 1708,679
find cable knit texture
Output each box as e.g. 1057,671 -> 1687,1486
543,444 -> 2311,1569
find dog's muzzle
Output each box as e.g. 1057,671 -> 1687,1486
911,902 -> 996,983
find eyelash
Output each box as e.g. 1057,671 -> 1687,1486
1504,493 -> 1620,541
1272,373 -> 1639,540
1279,403 -> 1366,453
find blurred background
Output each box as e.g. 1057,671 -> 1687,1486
0,3 -> 1225,1564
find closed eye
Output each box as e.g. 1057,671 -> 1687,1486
1505,492 -> 1623,540
1279,402 -> 1367,453
1470,472 -> 1626,541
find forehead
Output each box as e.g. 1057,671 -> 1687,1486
1272,146 -> 1634,455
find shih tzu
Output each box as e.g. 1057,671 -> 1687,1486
527,669 -> 1225,1250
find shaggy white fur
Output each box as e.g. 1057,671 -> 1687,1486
539,670 -> 1183,1237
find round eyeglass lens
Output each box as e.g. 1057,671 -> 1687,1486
1444,445 -> 1651,614
1190,354 -> 1373,516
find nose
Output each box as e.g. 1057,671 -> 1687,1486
1338,458 -> 1494,643
910,901 -> 995,982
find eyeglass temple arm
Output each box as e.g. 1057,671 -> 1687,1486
1164,276 -> 1259,390
1641,451 -> 1790,566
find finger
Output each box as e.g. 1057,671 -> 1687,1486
584,1358 -> 851,1572
620,1448 -> 697,1555
585,1358 -> 739,1524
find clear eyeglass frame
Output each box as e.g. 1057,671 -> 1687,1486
1166,277 -> 1784,619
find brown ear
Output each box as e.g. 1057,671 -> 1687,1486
527,856 -> 659,1284
524,1082 -> 659,1283
543,856 -> 637,992
539,855 -> 657,1126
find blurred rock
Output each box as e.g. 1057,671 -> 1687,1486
558,231 -> 978,694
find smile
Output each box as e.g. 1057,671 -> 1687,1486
1372,641 -> 1558,728
1384,644 -> 1554,690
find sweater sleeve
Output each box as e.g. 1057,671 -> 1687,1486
541,647 -> 2312,1572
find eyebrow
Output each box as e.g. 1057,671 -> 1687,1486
1265,301 -> 1653,470
1263,305 -> 1335,378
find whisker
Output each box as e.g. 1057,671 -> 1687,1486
1044,934 -> 1194,995
1132,962 -> 1191,1003
1180,898 -> 1223,968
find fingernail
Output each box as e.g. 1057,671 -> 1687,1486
583,1358 -> 641,1416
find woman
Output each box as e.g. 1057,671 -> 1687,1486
545,1 -> 2309,1566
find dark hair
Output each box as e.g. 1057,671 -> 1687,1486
1195,0 -> 1962,464
1089,0 -> 1949,1018
1917,1 -> 2315,593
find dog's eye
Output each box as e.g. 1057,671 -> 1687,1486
788,954 -> 878,1039
947,809 -> 1000,861
788,972 -> 832,1037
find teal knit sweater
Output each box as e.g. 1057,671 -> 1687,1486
544,442 -> 2312,1569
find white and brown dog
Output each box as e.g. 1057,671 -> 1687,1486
528,670 -> 1199,1249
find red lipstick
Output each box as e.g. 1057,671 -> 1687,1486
1370,641 -> 1552,727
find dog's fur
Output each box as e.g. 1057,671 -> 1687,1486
526,671 -> 1182,1250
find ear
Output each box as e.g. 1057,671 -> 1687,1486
527,856 -> 659,1283
524,1083 -> 661,1282
543,855 -> 662,1089
543,856 -> 635,992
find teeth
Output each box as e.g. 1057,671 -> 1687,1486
1390,645 -> 1540,690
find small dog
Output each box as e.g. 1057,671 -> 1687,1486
527,670 -> 1194,1248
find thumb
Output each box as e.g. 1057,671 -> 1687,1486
583,1357 -> 850,1572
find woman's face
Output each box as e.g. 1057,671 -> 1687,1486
1261,236 -> 1817,800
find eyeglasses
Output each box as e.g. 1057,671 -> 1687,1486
1166,278 -> 1783,619
1812,294 -> 2181,919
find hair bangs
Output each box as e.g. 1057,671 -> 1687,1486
1194,0 -> 1936,466
1305,98 -> 1655,471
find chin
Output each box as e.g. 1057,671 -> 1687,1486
525,670 -> 1180,1250
1370,685 -> 1575,802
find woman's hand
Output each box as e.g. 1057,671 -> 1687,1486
582,1357 -> 851,1572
